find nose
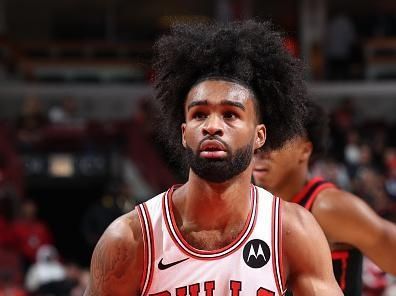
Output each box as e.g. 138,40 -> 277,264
202,114 -> 224,137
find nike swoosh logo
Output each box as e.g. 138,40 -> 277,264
158,257 -> 189,270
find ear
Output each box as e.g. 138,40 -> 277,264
254,124 -> 266,150
181,123 -> 187,148
300,140 -> 313,163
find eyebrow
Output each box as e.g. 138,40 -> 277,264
187,100 -> 246,111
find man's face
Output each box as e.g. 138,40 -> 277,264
253,137 -> 311,192
182,79 -> 265,183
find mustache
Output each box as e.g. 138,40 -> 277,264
198,136 -> 230,151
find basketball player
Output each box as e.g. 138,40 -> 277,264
253,100 -> 396,295
84,21 -> 342,296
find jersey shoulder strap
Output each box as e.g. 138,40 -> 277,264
291,177 -> 336,211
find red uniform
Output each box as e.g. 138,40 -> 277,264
290,177 -> 363,296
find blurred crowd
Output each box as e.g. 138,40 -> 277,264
1,5 -> 396,83
312,99 -> 396,295
312,99 -> 396,221
0,94 -> 162,296
310,4 -> 396,81
0,180 -> 136,296
0,193 -> 88,296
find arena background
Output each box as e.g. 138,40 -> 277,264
0,0 -> 395,295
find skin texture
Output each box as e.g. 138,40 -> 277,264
253,136 -> 396,275
84,211 -> 144,296
84,80 -> 342,295
283,201 -> 342,295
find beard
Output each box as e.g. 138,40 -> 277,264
185,140 -> 254,183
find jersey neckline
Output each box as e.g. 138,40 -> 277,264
291,177 -> 324,204
162,184 -> 258,259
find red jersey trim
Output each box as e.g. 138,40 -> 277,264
292,177 -> 336,211
278,199 -> 286,293
331,250 -> 350,291
136,203 -> 155,296
291,177 -> 324,204
162,185 -> 258,260
271,197 -> 286,295
136,205 -> 148,294
305,183 -> 336,211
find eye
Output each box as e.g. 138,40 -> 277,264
192,111 -> 207,120
223,111 -> 238,120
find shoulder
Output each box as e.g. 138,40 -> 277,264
311,187 -> 385,244
92,209 -> 144,272
281,200 -> 343,295
104,208 -> 143,244
281,199 -> 317,232
280,200 -> 327,272
86,209 -> 145,296
312,187 -> 376,227
313,187 -> 359,213
281,200 -> 325,255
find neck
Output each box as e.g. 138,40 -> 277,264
273,166 -> 310,202
172,165 -> 254,232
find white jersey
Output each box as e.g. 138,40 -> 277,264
136,185 -> 286,296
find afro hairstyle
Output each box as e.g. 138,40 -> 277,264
153,20 -> 309,166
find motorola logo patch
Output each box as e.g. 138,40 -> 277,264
243,239 -> 271,268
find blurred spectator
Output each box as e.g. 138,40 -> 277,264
24,245 -> 66,294
311,158 -> 351,190
325,12 -> 357,80
353,166 -> 389,213
344,129 -> 362,177
11,200 -> 53,267
48,96 -> 83,126
329,98 -> 359,160
359,144 -> 375,168
16,96 -> 48,150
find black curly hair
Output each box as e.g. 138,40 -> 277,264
153,20 -> 309,169
304,100 -> 329,160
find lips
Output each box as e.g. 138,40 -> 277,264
254,168 -> 268,172
253,166 -> 270,180
199,139 -> 227,159
199,140 -> 226,152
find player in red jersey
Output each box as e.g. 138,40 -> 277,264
253,99 -> 396,296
